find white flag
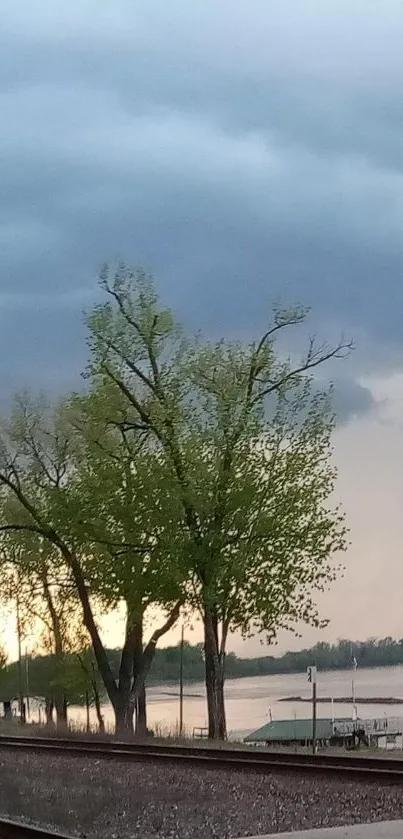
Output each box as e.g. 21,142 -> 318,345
352,656 -> 358,671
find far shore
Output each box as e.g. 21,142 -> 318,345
279,695 -> 403,705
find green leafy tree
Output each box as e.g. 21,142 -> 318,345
0,393 -> 183,735
64,384 -> 186,734
83,264 -> 351,738
0,516 -> 87,726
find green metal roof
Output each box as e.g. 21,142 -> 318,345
244,717 -> 350,743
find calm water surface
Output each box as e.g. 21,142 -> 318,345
69,665 -> 403,738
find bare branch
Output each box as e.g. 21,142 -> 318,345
145,600 -> 182,649
131,600 -> 183,699
104,280 -> 143,338
254,338 -> 354,402
255,313 -> 307,357
147,315 -> 163,392
82,534 -> 150,554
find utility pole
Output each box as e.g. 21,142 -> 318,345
16,591 -> 25,724
25,649 -> 30,721
179,624 -> 184,737
312,676 -> 317,754
307,665 -> 317,755
85,690 -> 90,733
351,654 -> 358,722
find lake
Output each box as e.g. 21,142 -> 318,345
69,664 -> 403,739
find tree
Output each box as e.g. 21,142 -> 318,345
64,383 -> 186,734
83,264 -> 351,738
0,393 -> 182,735
79,652 -> 105,733
0,531 -> 96,727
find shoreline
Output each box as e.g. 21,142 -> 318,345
279,695 -> 403,705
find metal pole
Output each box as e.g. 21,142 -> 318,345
85,690 -> 90,733
312,678 -> 317,755
351,651 -> 357,723
352,675 -> 355,719
16,592 -> 25,724
179,624 -> 184,737
25,649 -> 30,720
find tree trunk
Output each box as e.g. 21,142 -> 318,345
77,653 -> 105,735
204,611 -> 219,739
132,625 -> 147,737
135,685 -> 147,737
115,615 -> 143,737
41,569 -> 68,730
130,602 -> 182,737
54,690 -> 68,729
91,668 -> 105,733
216,661 -> 226,740
204,609 -> 227,740
68,549 -> 180,738
117,602 -> 181,738
93,685 -> 105,733
39,540 -> 179,740
45,698 -> 55,727
1,508 -> 120,728
115,698 -> 135,737
65,550 -> 119,711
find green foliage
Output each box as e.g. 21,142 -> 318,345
64,384 -> 186,614
0,262 -> 351,735
84,264 -> 349,643
0,650 -> 103,706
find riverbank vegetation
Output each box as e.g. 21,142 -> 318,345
0,637 -> 401,718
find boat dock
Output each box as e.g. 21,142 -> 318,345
244,717 -> 403,749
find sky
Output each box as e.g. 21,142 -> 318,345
2,0 -> 403,658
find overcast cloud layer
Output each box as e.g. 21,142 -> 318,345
1,0 -> 403,416
4,1 -> 403,655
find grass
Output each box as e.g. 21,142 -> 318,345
2,717 -> 403,758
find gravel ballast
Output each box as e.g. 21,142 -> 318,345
1,751 -> 403,838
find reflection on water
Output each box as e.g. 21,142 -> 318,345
69,664 -> 403,738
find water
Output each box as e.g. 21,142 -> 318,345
68,664 -> 403,738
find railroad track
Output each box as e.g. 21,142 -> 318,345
0,817 -> 73,838
1,733 -> 403,782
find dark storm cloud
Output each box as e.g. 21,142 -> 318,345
1,0 -> 403,413
323,379 -> 376,424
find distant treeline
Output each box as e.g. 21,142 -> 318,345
146,637 -> 403,683
1,638 -> 402,706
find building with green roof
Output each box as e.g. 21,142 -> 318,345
244,717 -> 352,747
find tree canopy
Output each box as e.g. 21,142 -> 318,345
0,264 -> 351,737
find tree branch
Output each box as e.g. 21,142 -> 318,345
101,363 -> 156,434
104,280 -> 143,339
145,600 -> 182,650
254,339 -> 354,402
0,471 -> 119,706
107,339 -> 155,393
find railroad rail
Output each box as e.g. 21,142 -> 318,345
2,733 -> 403,782
0,817 -> 73,838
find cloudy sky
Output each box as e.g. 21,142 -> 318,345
2,0 -> 403,657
